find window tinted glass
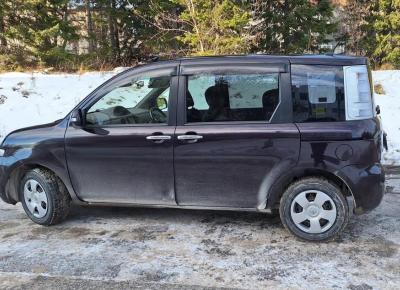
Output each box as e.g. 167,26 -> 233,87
187,73 -> 279,123
291,65 -> 345,122
86,76 -> 171,126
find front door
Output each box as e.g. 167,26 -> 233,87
65,66 -> 178,205
174,62 -> 300,208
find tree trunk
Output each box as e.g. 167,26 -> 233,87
171,7 -> 179,52
108,0 -> 120,60
61,2 -> 69,49
86,0 -> 95,53
0,8 -> 7,47
98,2 -> 107,47
282,0 -> 290,53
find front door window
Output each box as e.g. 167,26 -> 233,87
86,76 -> 171,126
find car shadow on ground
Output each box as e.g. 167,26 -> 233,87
67,204 -> 282,226
63,190 -> 399,245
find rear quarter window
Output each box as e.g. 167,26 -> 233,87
291,65 -> 345,122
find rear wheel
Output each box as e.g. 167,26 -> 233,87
19,168 -> 71,225
279,177 -> 349,242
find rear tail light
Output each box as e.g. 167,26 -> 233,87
343,65 -> 374,120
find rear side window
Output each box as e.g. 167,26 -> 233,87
187,73 -> 279,123
291,65 -> 345,122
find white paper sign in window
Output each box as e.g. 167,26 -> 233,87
307,72 -> 336,104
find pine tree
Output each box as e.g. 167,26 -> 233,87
251,0 -> 337,54
80,0 -> 179,64
373,0 -> 400,68
1,0 -> 78,67
171,0 -> 251,55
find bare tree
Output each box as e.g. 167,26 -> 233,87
335,0 -> 374,55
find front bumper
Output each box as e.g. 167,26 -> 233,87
0,155 -> 19,204
338,163 -> 385,214
0,162 -> 10,203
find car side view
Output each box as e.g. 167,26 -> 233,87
0,55 -> 386,241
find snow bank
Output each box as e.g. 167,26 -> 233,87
0,69 -> 399,165
0,70 -> 118,141
373,70 -> 400,165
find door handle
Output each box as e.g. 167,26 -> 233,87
177,134 -> 203,143
146,135 -> 171,143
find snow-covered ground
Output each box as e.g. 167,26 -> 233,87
0,70 -> 121,142
372,71 -> 400,165
1,170 -> 400,289
0,69 -> 399,164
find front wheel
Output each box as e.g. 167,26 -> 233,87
279,177 -> 349,242
19,168 -> 71,226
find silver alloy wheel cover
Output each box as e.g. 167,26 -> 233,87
290,190 -> 337,234
23,179 -> 48,218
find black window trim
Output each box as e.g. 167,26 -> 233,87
180,63 -> 288,75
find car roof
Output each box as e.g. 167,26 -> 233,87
177,54 -> 367,66
142,54 -> 367,67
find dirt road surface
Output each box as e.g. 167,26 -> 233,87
0,167 -> 399,289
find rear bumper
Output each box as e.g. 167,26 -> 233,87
337,163 -> 385,214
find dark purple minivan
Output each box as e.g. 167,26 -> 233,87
0,55 -> 385,241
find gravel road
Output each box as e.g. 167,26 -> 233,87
0,167 -> 399,289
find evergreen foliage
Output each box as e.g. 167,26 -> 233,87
0,0 -> 398,70
172,0 -> 251,55
373,0 -> 400,68
0,0 -> 78,69
251,0 -> 336,54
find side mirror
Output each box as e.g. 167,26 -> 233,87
157,97 -> 168,110
70,109 -> 84,128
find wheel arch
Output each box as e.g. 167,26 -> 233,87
263,167 -> 355,211
5,163 -> 74,204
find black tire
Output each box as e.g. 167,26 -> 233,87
19,168 -> 71,225
279,177 -> 349,242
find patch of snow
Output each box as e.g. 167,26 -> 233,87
0,71 -> 120,141
372,70 -> 400,165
